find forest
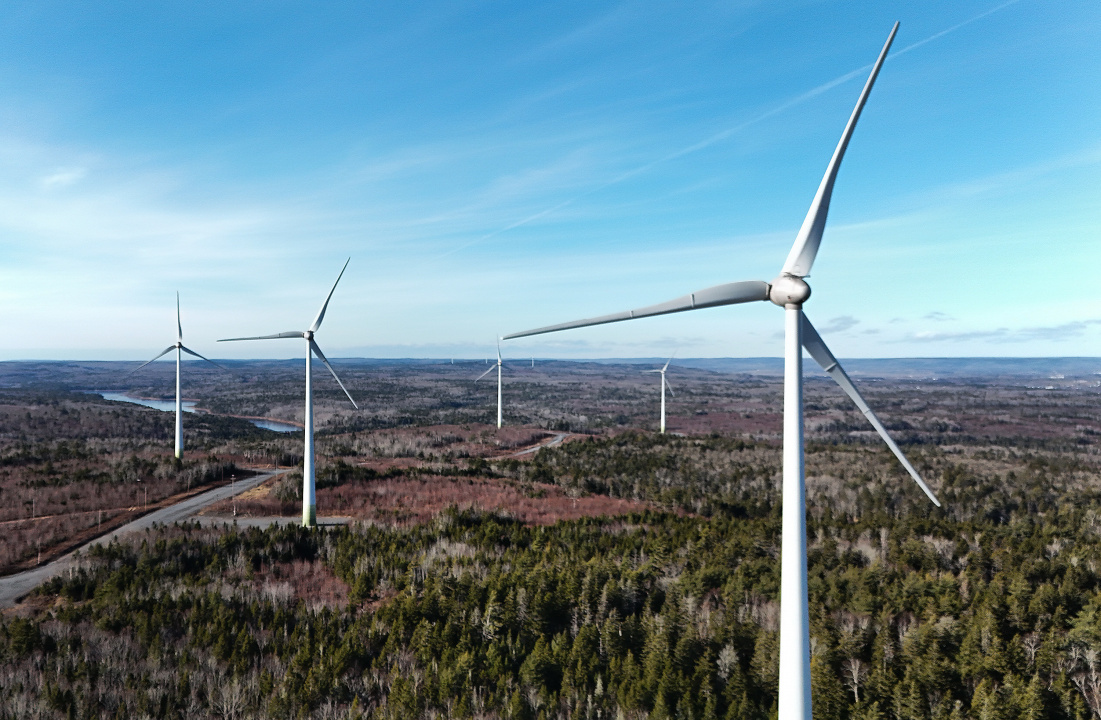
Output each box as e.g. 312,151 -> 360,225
2,360 -> 1101,719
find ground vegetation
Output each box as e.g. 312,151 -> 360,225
2,360 -> 1101,718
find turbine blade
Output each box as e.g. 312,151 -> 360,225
475,365 -> 496,382
310,339 -> 358,408
503,280 -> 769,340
642,369 -> 661,373
310,258 -> 350,333
801,313 -> 940,506
664,376 -> 675,397
130,346 -> 175,374
179,345 -> 227,371
176,292 -> 182,342
497,337 -> 502,363
218,331 -> 303,342
781,22 -> 899,278
663,351 -> 676,372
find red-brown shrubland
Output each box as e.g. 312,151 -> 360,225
210,472 -> 656,526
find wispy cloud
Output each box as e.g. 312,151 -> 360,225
910,328 -> 1009,343
0,133 -> 327,294
40,166 -> 87,188
818,315 -> 860,334
918,143 -> 1101,206
923,311 -> 954,322
441,1 -> 1025,257
908,319 -> 1101,344
1014,321 -> 1101,342
523,5 -> 640,61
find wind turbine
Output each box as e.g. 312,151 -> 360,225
132,293 -> 223,459
643,354 -> 675,434
219,259 -> 358,528
476,340 -> 506,428
504,24 -> 940,720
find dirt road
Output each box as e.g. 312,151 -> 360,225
0,468 -> 287,609
509,432 -> 571,457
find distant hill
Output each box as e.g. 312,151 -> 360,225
287,355 -> 1101,380
3,356 -> 1100,387
584,356 -> 1101,380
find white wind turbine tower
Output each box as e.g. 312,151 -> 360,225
476,340 -> 506,428
505,24 -> 940,720
219,259 -> 358,528
132,293 -> 223,459
643,354 -> 675,434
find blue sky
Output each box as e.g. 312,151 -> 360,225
0,1 -> 1097,360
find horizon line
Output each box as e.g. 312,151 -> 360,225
3,356 -> 1101,363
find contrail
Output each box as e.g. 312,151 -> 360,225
894,0 -> 1022,58
442,1 -> 1022,258
437,199 -> 577,258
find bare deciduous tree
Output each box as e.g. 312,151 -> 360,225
210,679 -> 247,720
1072,648 -> 1101,719
1023,632 -> 1041,668
841,658 -> 868,704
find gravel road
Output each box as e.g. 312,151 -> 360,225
509,432 -> 570,457
0,468 -> 287,609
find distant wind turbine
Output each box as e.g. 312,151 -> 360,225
643,354 -> 676,434
219,259 -> 358,527
476,340 -> 507,428
505,24 -> 940,720
132,293 -> 223,459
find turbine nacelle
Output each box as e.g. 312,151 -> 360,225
768,275 -> 811,308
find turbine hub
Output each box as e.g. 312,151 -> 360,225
768,274 -> 811,307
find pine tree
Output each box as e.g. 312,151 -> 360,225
970,678 -> 1004,720
1014,674 -> 1047,720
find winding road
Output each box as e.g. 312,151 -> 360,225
0,468 -> 287,609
